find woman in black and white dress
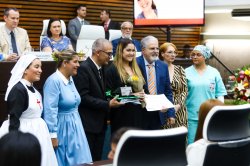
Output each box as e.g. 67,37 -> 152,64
0,54 -> 58,166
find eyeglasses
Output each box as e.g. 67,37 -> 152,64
121,27 -> 133,31
190,53 -> 203,58
166,51 -> 178,55
100,50 -> 113,57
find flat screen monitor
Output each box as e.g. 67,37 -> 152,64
134,0 -> 205,27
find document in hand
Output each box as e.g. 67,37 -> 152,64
145,94 -> 174,111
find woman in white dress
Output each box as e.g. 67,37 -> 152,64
0,54 -> 58,166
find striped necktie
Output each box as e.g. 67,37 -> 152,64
148,64 -> 156,95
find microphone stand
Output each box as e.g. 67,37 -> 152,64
210,52 -> 235,76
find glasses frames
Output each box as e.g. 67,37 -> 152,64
190,53 -> 203,58
121,27 -> 133,31
100,50 -> 113,57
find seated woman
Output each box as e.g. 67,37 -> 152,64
186,99 -> 224,166
41,18 -> 73,52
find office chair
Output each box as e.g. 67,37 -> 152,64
201,104 -> 250,166
76,25 -> 105,57
0,22 -> 5,27
108,29 -> 122,41
113,126 -> 188,166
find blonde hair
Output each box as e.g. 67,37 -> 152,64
159,42 -> 178,61
113,38 -> 145,85
53,49 -> 78,68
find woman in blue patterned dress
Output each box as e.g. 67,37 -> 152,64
41,18 -> 73,52
43,50 -> 92,166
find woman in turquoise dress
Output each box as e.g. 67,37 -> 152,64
185,45 -> 227,144
41,18 -> 73,52
43,50 -> 92,166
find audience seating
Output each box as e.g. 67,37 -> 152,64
113,126 -> 188,166
76,25 -> 105,57
108,29 -> 122,41
201,104 -> 250,166
40,19 -> 66,50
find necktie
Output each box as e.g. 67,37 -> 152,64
148,64 -> 156,95
104,23 -> 108,31
98,68 -> 103,80
81,20 -> 84,25
26,85 -> 35,93
10,31 -> 18,54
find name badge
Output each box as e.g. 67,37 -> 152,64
120,86 -> 132,96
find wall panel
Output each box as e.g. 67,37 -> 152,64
0,0 -> 201,54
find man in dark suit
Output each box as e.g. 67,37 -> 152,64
68,4 -> 90,51
100,9 -> 120,40
111,21 -> 141,55
74,38 -> 122,161
136,35 -> 175,129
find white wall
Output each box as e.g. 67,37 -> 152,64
201,12 -> 250,80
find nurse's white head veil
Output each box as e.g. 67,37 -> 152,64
5,54 -> 38,101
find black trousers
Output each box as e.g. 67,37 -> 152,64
85,131 -> 106,161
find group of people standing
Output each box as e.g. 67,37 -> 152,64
0,5 -> 228,166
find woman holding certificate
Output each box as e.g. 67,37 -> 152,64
106,38 -> 146,134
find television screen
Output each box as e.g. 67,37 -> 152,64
134,0 -> 204,27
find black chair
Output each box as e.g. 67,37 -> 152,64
202,104 -> 250,166
113,126 -> 187,166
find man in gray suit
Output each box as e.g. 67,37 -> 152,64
68,4 -> 90,51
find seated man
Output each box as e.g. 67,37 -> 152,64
111,21 -> 141,56
0,8 -> 32,61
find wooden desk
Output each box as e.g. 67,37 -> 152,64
0,61 -> 57,124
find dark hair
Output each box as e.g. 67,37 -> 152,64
152,0 -> 157,10
47,18 -> 63,38
4,8 -> 19,16
115,38 -> 133,57
0,131 -> 41,166
111,127 -> 132,145
53,49 -> 78,68
183,44 -> 191,50
102,9 -> 111,17
76,4 -> 86,11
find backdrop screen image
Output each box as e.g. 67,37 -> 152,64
134,0 -> 204,26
